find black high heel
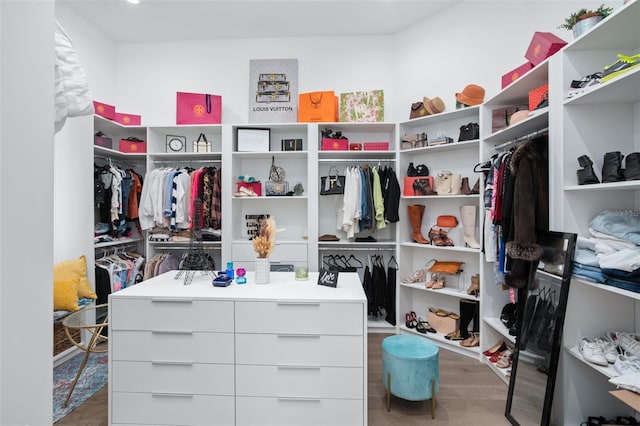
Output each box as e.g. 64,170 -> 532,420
577,155 -> 600,185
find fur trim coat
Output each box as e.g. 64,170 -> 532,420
504,135 -> 549,288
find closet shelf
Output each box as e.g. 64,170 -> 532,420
483,111 -> 548,145
400,282 -> 480,301
483,317 -> 516,344
572,276 -> 640,301
562,67 -> 640,106
148,152 -> 222,160
398,139 -> 479,154
400,105 -> 480,128
318,241 -> 396,249
233,151 -> 308,159
399,242 -> 480,253
94,237 -> 143,249
567,345 -> 618,379
318,151 -> 395,160
94,145 -> 146,160
401,194 -> 480,200
564,180 -> 640,192
609,390 -> 640,412
399,325 -> 480,357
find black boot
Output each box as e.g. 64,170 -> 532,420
624,152 -> 640,180
602,151 -> 625,183
458,299 -> 479,339
576,155 -> 600,185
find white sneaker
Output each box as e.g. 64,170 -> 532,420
579,337 -> 608,366
595,335 -> 619,364
617,332 -> 640,357
614,353 -> 640,376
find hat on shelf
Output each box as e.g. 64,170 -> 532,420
509,109 -> 530,126
455,84 -> 485,106
423,96 -> 445,115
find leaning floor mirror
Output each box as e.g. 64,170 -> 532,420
505,230 -> 577,426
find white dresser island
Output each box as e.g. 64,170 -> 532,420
108,271 -> 368,426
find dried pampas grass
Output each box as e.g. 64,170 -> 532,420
252,217 -> 276,258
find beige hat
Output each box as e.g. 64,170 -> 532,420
423,96 -> 445,115
509,109 -> 530,125
455,84 -> 485,106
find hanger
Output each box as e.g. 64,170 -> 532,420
388,255 -> 398,269
346,254 -> 363,269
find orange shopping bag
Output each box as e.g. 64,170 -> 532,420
298,91 -> 338,122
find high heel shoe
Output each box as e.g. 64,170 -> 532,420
466,274 -> 480,297
405,312 -> 418,329
425,273 -> 438,289
402,269 -> 425,284
428,226 -> 444,246
460,332 -> 480,347
483,341 -> 507,357
438,229 -> 454,246
431,275 -> 445,290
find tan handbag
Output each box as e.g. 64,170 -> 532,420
434,170 -> 462,195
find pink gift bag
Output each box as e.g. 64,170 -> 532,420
176,92 -> 222,124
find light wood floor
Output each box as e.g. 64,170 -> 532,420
55,333 -> 511,426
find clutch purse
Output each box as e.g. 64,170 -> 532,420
437,215 -> 458,228
427,260 -> 464,275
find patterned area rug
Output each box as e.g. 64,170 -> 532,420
53,351 -> 108,423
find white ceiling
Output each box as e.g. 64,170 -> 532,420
59,0 -> 462,43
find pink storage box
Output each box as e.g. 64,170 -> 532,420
236,181 -> 262,196
321,137 -> 349,151
114,112 -> 141,126
525,32 -> 567,66
364,142 -> 389,151
501,62 -> 534,89
93,101 -> 115,120
119,138 -> 147,153
94,136 -> 113,149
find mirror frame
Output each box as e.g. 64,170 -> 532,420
505,230 -> 577,426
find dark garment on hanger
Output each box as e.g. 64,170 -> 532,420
385,264 -> 397,326
95,265 -> 112,305
362,265 -> 374,316
382,166 -> 400,223
371,255 -> 387,318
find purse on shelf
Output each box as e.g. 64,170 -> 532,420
458,122 -> 480,141
407,162 -> 429,177
409,102 -> 428,119
434,170 -> 462,195
427,259 -> 464,275
401,132 -> 427,150
269,156 -> 285,182
437,215 -> 458,228
320,165 -> 346,195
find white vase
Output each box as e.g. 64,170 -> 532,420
255,257 -> 270,284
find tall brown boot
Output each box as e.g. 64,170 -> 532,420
408,204 -> 429,244
461,177 -> 471,195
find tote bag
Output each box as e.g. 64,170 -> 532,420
176,91 -> 222,124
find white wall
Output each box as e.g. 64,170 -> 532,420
0,1 -> 54,424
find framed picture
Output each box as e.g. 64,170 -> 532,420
237,127 -> 270,152
249,59 -> 298,123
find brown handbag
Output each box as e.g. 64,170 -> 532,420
427,260 -> 464,275
437,215 -> 458,228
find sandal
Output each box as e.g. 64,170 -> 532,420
402,269 -> 425,284
418,318 -> 436,333
405,312 -> 418,329
425,273 -> 438,289
431,275 -> 445,290
496,350 -> 513,368
445,330 -> 464,341
460,332 -> 480,347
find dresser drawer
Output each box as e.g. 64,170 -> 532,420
235,301 -> 363,335
110,298 -> 234,332
236,396 -> 363,426
232,242 -> 307,262
111,330 -> 234,363
112,361 -> 234,395
112,392 -> 234,426
236,334 -> 363,367
236,365 -> 363,399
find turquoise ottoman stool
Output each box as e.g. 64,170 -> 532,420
382,334 -> 439,418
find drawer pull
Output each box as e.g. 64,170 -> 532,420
277,365 -> 321,370
150,298 -> 193,303
151,392 -> 194,398
276,302 -> 320,307
151,329 -> 193,335
277,397 -> 321,402
151,361 -> 194,366
277,333 -> 320,338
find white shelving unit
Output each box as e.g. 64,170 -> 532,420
396,106 -> 483,359
553,1 -> 640,422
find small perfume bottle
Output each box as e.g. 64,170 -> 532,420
236,268 -> 247,284
226,262 -> 234,280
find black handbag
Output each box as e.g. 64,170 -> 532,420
320,165 -> 346,195
458,122 -> 480,142
407,162 -> 429,177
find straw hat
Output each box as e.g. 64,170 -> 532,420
455,84 -> 485,106
423,96 -> 445,115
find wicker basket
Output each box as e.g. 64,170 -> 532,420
53,320 -> 80,356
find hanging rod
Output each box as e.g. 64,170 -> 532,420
152,245 -> 221,250
94,155 -> 141,168
153,159 -> 222,164
318,246 -> 395,251
493,127 -> 549,151
318,158 -> 396,163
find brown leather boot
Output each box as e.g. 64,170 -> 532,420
461,177 -> 471,195
408,204 -> 429,244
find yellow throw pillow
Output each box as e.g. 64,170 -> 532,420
53,255 -> 97,300
53,278 -> 80,311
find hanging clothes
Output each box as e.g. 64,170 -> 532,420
385,256 -> 398,326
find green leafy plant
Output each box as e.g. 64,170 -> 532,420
558,4 -> 613,30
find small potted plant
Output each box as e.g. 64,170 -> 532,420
558,4 -> 614,38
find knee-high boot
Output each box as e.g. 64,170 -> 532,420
408,204 -> 429,244
459,299 -> 479,339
